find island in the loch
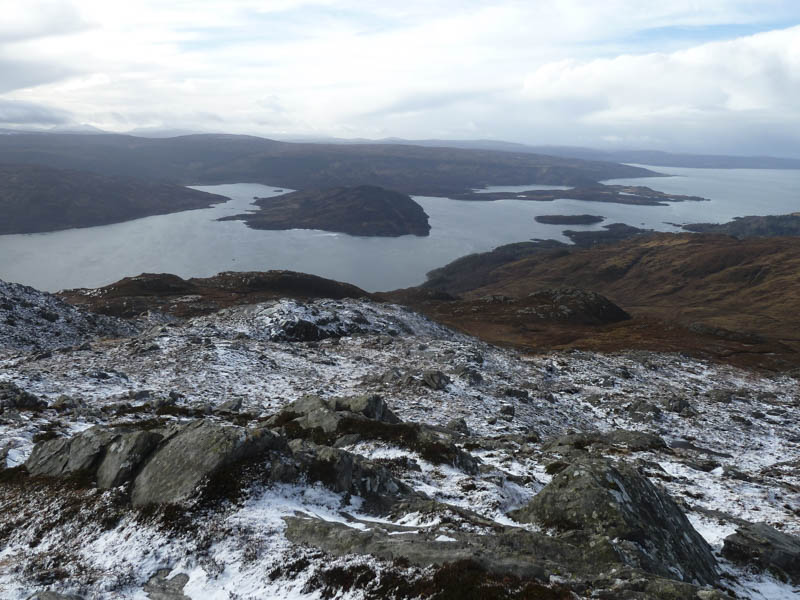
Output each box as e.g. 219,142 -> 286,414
221,185 -> 431,237
0,163 -> 227,235
455,184 -> 708,206
535,214 -> 605,225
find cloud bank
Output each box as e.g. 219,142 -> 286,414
0,1 -> 798,155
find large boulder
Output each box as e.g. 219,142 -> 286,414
722,522 -> 800,583
131,421 -> 284,506
512,457 -> 718,586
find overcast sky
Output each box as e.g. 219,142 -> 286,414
2,1 -> 800,155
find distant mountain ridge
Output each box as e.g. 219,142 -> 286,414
315,137 -> 800,169
0,131 -> 655,195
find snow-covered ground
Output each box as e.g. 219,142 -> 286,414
0,288 -> 798,599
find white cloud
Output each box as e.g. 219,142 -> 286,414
0,1 -> 799,153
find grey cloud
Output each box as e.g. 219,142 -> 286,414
0,98 -> 72,125
0,58 -> 80,93
362,88 -> 501,119
0,2 -> 91,44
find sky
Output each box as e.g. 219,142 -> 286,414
1,1 -> 800,156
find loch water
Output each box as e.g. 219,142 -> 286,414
0,166 -> 798,292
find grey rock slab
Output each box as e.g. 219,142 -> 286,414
421,369 -> 450,390
722,522 -> 800,583
131,420 -> 285,506
96,430 -> 163,489
284,516 -> 730,598
288,440 -> 415,511
26,593 -> 85,600
511,457 -> 718,586
332,394 -> 400,423
144,569 -> 191,600
25,427 -> 115,478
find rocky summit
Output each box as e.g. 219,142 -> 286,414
0,276 -> 799,599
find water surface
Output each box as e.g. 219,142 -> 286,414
0,166 -> 798,292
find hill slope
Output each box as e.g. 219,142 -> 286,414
0,278 -> 798,599
387,233 -> 800,370
0,163 -> 227,234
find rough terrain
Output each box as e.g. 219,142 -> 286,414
1,277 -> 798,599
399,233 -> 800,371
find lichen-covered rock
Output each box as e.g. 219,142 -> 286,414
26,592 -> 85,600
512,457 -> 718,585
131,421 -> 285,506
722,522 -> 800,583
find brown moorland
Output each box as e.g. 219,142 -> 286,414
381,233 -> 800,371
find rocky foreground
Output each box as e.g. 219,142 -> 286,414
1,278 -> 799,599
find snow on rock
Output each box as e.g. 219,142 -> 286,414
0,280 -> 137,353
0,287 -> 799,599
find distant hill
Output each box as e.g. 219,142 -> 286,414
681,214 -> 800,237
222,185 -> 431,237
0,132 -> 656,195
341,137 -> 800,170
0,163 -> 227,234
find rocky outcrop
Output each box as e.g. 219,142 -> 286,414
96,430 -> 164,489
285,516 -> 730,599
511,457 -> 719,585
0,381 -> 46,412
289,439 -> 415,511
0,279 -> 136,352
221,185 -> 431,237
268,394 -> 478,474
541,429 -> 667,455
131,421 -> 285,506
514,288 -> 630,325
722,522 -> 800,583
